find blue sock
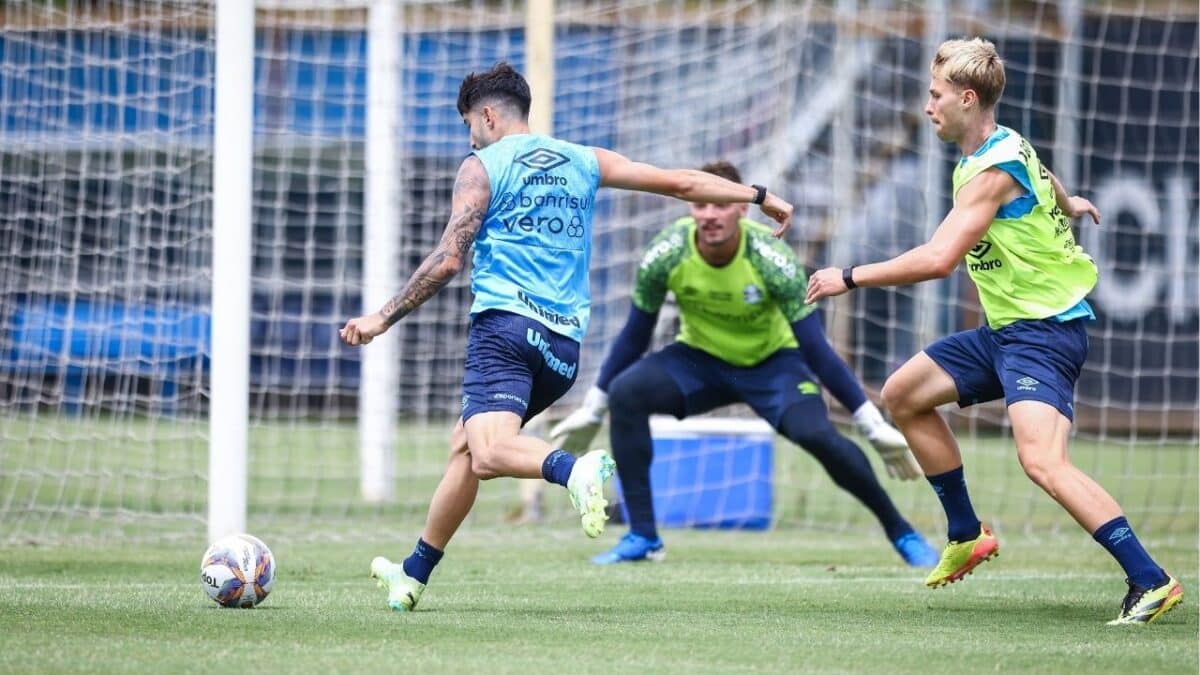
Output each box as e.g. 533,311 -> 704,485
541,449 -> 576,487
401,537 -> 443,585
1093,516 -> 1167,588
926,466 -> 982,542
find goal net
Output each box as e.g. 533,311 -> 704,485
1,0 -> 1195,545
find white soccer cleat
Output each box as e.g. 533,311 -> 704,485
566,448 -> 616,538
369,556 -> 425,612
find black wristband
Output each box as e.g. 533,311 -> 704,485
750,184 -> 767,205
842,266 -> 858,290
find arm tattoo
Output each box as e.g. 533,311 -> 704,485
378,158 -> 489,325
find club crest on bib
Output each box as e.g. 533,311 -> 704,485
743,283 -> 763,304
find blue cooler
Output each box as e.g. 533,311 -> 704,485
614,417 -> 775,530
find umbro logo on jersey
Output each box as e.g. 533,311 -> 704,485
967,240 -> 993,260
797,381 -> 820,395
515,148 -> 570,171
1016,376 -> 1039,391
967,239 -> 1003,272
523,173 -> 567,186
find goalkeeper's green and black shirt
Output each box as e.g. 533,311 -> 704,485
633,217 -> 815,367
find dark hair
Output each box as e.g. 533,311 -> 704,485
456,62 -> 532,118
699,160 -> 742,184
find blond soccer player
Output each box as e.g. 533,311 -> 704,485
806,38 -> 1182,625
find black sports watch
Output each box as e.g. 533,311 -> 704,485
842,266 -> 858,290
750,184 -> 767,205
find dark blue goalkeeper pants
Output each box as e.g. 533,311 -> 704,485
607,342 -> 910,541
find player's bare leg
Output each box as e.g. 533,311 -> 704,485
423,418 -> 479,548
371,418 -> 475,612
464,410 -> 555,478
1009,400 -> 1181,624
880,353 -> 962,474
465,410 -> 614,537
508,412 -> 554,524
1009,401 -> 1118,532
882,352 -> 998,586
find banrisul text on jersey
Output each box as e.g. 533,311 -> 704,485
470,135 -> 601,342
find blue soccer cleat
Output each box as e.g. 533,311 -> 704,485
893,531 -> 940,568
591,532 -> 666,565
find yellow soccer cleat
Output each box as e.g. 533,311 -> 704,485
1107,574 -> 1184,625
924,523 -> 999,588
369,556 -> 425,612
566,449 -> 616,538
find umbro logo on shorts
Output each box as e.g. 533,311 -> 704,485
1016,376 -> 1039,391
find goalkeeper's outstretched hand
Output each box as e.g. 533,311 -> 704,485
864,422 -> 922,481
548,387 -> 608,454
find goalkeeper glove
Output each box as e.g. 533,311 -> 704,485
549,386 -> 608,454
854,401 -> 922,481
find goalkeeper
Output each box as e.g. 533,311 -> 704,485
552,161 -> 938,567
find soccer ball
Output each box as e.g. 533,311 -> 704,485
200,533 -> 276,608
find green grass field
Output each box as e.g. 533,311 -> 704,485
3,416 -> 1197,672
3,416 -> 1197,543
1,528 -> 1196,674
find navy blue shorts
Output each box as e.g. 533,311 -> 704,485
924,318 -> 1089,421
643,342 -> 825,428
461,310 -> 580,424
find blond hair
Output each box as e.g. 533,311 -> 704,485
931,38 -> 1005,108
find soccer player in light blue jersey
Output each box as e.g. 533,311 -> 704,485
339,63 -> 793,611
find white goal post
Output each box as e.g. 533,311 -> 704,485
358,0 -> 402,505
208,0 -> 255,541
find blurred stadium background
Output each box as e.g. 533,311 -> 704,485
0,0 -> 1196,547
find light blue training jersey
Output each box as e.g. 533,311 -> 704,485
470,133 -> 601,342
